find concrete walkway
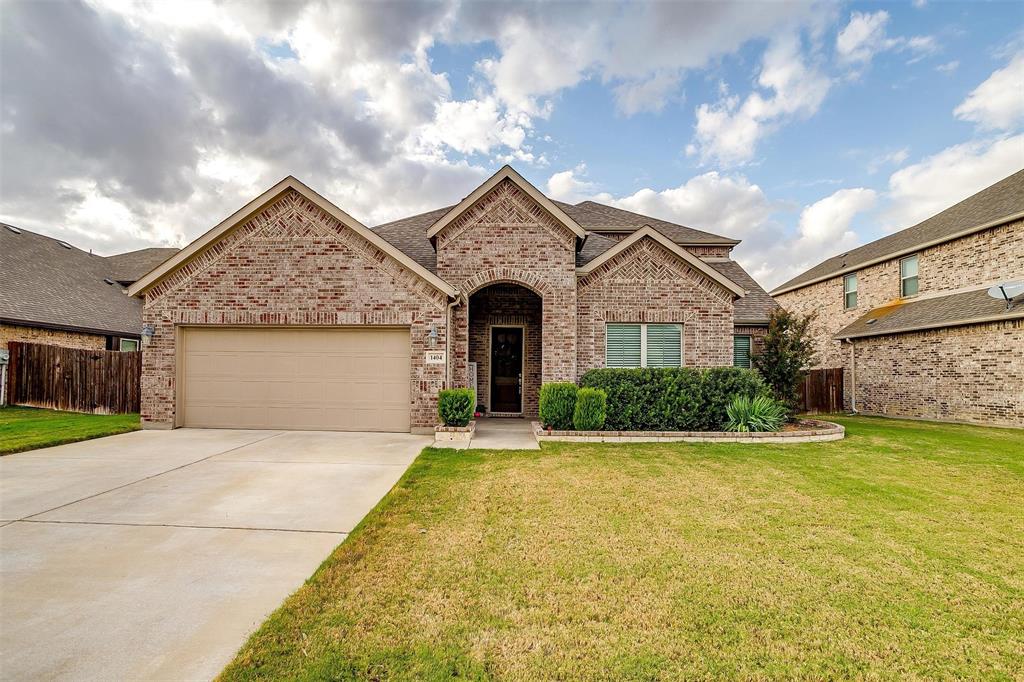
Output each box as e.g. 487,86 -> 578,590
0,428 -> 429,681
467,418 -> 539,450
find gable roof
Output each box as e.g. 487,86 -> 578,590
0,223 -> 143,337
557,200 -> 738,245
575,226 -> 747,297
425,165 -> 587,241
104,247 -> 179,284
773,169 -> 1024,295
128,176 -> 457,298
834,286 -> 1024,340
706,259 -> 780,324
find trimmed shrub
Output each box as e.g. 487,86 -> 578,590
573,387 -> 607,431
579,367 -> 768,431
725,394 -> 788,432
438,388 -> 474,427
539,382 -> 578,430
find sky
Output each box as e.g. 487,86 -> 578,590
1,0 -> 1022,290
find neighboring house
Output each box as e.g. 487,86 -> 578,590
127,166 -> 777,432
0,223 -> 178,351
772,169 -> 1024,428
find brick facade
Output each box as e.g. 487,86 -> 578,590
577,238 -> 734,372
138,177 -> 754,432
734,324 -> 768,359
140,189 -> 449,430
435,179 -> 579,392
0,323 -> 107,350
775,219 -> 1024,424
849,319 -> 1024,428
468,284 -> 542,416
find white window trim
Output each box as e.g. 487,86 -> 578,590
605,323 -> 683,368
900,254 -> 919,297
843,273 -> 858,309
119,338 -> 139,352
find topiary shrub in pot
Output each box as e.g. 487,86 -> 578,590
725,394 -> 788,432
539,382 -> 578,430
573,387 -> 607,431
438,388 -> 475,427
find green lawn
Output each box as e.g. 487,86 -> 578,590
0,406 -> 140,455
222,416 -> 1024,680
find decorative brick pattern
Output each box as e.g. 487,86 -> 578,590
436,179 -> 579,389
1,324 -> 107,350
776,219 -> 1024,423
577,237 -> 734,372
140,188 -> 448,429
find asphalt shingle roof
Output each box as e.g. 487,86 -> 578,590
707,260 -> 780,323
834,287 -> 1024,340
0,224 -> 162,336
773,169 -> 1024,294
104,247 -> 179,284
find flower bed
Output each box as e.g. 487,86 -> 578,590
532,418 -> 844,444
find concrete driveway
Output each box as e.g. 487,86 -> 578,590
0,428 -> 430,681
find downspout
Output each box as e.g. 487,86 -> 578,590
847,338 -> 858,414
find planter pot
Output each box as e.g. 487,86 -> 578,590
435,420 -> 476,446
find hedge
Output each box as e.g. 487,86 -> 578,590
579,367 -> 769,431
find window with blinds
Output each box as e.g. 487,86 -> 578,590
733,335 -> 751,368
606,324 -> 642,367
646,324 -> 682,367
605,323 -> 682,368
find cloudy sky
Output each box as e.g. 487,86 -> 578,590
1,0 -> 1022,289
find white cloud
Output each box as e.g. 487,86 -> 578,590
953,53 -> 1024,131
836,10 -> 892,65
835,10 -> 937,72
884,134 -> 1024,230
691,33 -> 831,166
546,164 -> 598,203
796,188 -> 876,246
865,147 -> 910,174
936,60 -> 959,74
612,71 -> 682,116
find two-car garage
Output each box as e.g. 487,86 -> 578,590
179,327 -> 411,432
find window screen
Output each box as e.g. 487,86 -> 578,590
606,324 -> 642,368
646,324 -> 682,368
733,335 -> 751,368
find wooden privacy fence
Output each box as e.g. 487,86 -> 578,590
798,367 -> 844,414
5,342 -> 141,414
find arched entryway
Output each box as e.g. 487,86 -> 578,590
468,283 -> 543,416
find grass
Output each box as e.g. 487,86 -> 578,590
221,416 -> 1024,680
0,406 -> 140,455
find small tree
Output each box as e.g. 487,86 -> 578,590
753,308 -> 817,410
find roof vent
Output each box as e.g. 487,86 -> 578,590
57,241 -> 72,249
5,224 -> 21,234
866,319 -> 877,325
103,278 -> 116,285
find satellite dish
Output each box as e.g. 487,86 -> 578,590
987,281 -> 1024,309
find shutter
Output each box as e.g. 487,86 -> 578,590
606,324 -> 641,367
733,335 -> 751,368
646,324 -> 682,368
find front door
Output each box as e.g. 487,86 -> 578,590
490,327 -> 523,413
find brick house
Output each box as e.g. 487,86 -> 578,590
0,223 -> 177,351
128,166 -> 777,432
772,169 -> 1024,428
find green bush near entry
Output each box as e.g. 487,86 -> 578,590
539,383 -> 578,430
572,388 -> 607,431
438,389 -> 475,427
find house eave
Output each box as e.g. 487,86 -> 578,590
834,310 -> 1024,341
0,316 -> 139,339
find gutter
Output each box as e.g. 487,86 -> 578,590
444,293 -> 464,389
845,339 -> 858,414
0,317 -> 140,340
771,210 -> 1024,296
834,309 -> 1024,341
